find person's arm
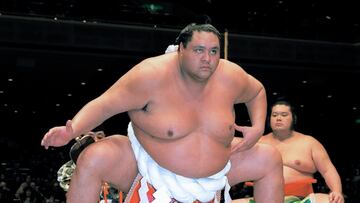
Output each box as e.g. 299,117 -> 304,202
312,137 -> 344,203
232,71 -> 267,152
41,60 -> 152,149
243,76 -> 267,133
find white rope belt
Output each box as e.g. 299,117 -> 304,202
128,122 -> 232,203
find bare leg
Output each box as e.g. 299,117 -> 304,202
66,135 -> 138,203
314,193 -> 330,203
228,138 -> 284,203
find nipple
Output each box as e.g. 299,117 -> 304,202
167,130 -> 174,137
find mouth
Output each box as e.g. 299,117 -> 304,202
200,65 -> 211,70
275,123 -> 283,127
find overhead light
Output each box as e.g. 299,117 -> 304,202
142,3 -> 164,14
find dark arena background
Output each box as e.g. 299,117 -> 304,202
0,0 -> 359,202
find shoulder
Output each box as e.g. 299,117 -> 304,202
297,132 -> 316,141
259,133 -> 273,143
219,59 -> 248,76
295,132 -> 322,147
122,54 -> 172,87
219,59 -> 264,102
130,55 -> 167,76
216,59 -> 251,87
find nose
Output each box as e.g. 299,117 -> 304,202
202,52 -> 211,62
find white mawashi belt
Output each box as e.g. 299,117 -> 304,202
128,122 -> 232,203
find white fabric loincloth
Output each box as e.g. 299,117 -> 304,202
127,122 -> 232,203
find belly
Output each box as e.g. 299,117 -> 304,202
283,165 -> 314,183
128,103 -> 235,178
136,128 -> 232,178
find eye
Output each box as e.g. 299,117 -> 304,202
194,48 -> 204,54
209,49 -> 218,55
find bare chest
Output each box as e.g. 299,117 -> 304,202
276,143 -> 316,173
129,90 -> 236,141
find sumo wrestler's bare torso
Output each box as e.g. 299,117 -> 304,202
128,60 -> 236,178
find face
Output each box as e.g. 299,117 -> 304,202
86,131 -> 105,141
179,31 -> 220,81
270,104 -> 294,131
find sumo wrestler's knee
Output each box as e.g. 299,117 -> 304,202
258,143 -> 283,171
75,141 -> 109,178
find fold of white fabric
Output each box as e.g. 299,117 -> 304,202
127,122 -> 232,203
164,44 -> 178,54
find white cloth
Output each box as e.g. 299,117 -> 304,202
128,122 -> 232,203
165,44 -> 178,53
